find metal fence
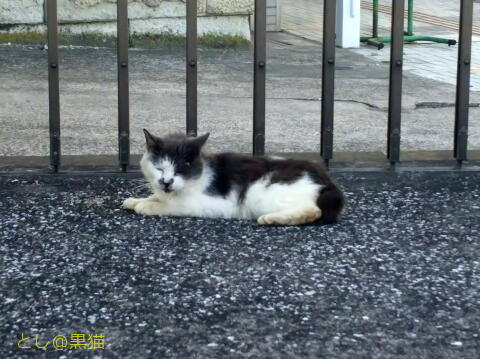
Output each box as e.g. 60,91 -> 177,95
44,0 -> 474,172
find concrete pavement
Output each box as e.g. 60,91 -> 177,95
0,32 -> 479,160
282,0 -> 480,90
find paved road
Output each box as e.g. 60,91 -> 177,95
1,32 -> 480,158
1,170 -> 479,358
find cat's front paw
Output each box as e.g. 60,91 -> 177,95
134,200 -> 163,216
122,197 -> 142,210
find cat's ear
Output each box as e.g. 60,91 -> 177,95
185,133 -> 209,160
189,132 -> 210,149
143,129 -> 162,152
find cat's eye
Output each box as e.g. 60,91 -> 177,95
185,162 -> 191,167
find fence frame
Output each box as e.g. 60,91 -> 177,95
42,0 -> 474,172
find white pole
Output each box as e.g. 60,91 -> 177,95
336,0 -> 361,48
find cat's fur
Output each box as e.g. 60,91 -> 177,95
122,130 -> 344,225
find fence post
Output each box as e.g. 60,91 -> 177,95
117,0 -> 130,172
321,0 -> 336,167
186,0 -> 198,137
454,0 -> 473,164
253,0 -> 266,156
47,0 -> 60,172
387,0 -> 405,165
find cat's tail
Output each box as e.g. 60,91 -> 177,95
316,184 -> 345,225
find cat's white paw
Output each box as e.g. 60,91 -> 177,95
134,200 -> 163,216
122,197 -> 142,210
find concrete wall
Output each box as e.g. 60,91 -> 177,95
0,0 -> 254,40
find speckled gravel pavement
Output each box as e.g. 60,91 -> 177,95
1,171 -> 479,358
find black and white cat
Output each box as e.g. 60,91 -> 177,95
123,130 -> 344,225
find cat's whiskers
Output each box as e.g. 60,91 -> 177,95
130,180 -> 152,193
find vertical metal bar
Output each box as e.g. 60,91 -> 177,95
387,0 -> 405,164
253,0 -> 266,156
373,0 -> 379,38
321,0 -> 336,167
117,0 -> 130,172
407,0 -> 414,36
454,0 -> 473,163
47,0 -> 60,172
186,0 -> 198,137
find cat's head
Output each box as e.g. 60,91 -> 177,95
140,130 -> 210,194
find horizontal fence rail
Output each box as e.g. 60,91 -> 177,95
39,0 -> 474,173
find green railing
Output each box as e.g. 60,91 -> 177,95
361,0 -> 457,49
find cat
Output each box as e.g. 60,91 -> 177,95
122,130 -> 344,225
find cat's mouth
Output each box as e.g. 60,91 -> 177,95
163,188 -> 173,193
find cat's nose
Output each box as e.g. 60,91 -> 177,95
161,178 -> 174,188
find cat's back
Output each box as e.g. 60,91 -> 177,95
205,152 -> 336,195
204,152 -> 344,223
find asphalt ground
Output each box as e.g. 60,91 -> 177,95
0,170 -> 479,358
